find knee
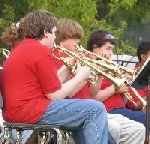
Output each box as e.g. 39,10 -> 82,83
138,123 -> 146,135
85,99 -> 106,112
84,99 -> 107,120
132,122 -> 146,138
108,120 -> 120,141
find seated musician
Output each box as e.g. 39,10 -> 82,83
87,29 -> 146,144
55,19 -> 146,144
54,18 -> 116,144
1,10 -> 108,144
126,42 -> 150,111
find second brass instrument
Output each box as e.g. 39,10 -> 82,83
52,44 -> 146,109
76,45 -> 146,109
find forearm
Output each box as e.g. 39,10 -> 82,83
57,65 -> 71,84
46,75 -> 85,101
95,84 -> 115,102
57,65 -> 87,96
69,81 -> 87,97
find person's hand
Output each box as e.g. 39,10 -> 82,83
115,83 -> 129,93
100,52 -> 110,59
123,73 -> 133,84
134,101 -> 144,111
63,57 -> 76,66
61,57 -> 76,74
75,62 -> 91,81
97,59 -> 107,72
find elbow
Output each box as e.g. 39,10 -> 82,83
45,93 -> 52,100
45,90 -> 67,101
45,93 -> 58,101
45,94 -> 59,101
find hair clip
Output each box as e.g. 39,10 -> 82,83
16,22 -> 20,28
103,34 -> 115,40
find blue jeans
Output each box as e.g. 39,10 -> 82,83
108,131 -> 116,144
108,108 -> 146,127
38,99 -> 108,144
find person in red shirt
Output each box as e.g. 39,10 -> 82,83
53,18 -> 93,100
126,42 -> 150,110
54,18 -> 117,144
54,18 -> 146,144
2,10 -> 108,144
86,29 -> 146,128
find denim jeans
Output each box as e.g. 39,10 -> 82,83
38,99 -> 108,144
108,108 -> 146,127
108,131 -> 116,144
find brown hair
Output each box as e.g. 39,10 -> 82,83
55,18 -> 83,44
87,29 -> 116,52
137,42 -> 150,62
24,10 -> 57,39
1,18 -> 25,47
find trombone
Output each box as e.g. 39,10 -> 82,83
52,44 -> 146,109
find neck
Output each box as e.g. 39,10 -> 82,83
39,38 -> 46,46
59,42 -> 65,48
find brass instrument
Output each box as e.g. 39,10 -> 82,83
2,49 -> 10,59
52,44 -> 101,86
52,44 -> 146,109
76,45 -> 138,78
76,45 -> 146,109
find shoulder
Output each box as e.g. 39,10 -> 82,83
20,38 -> 51,56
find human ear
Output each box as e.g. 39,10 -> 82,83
51,27 -> 57,34
43,29 -> 49,37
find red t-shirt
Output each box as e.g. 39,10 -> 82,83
100,77 -> 126,111
2,38 -> 61,123
52,49 -> 91,99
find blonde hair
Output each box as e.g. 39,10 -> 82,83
55,18 -> 83,44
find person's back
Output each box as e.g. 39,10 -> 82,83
3,39 -> 55,123
1,10 -> 108,144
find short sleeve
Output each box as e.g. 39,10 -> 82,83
36,54 -> 61,94
100,78 -> 112,90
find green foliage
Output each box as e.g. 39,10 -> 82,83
32,0 -> 99,46
0,18 -> 11,33
0,0 -> 149,58
118,41 -> 136,55
2,4 -> 14,21
122,0 -> 150,24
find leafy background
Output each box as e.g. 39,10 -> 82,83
0,0 -> 150,66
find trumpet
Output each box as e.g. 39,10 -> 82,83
52,44 -> 102,86
52,44 -> 146,109
76,45 -> 138,78
76,45 -> 146,109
